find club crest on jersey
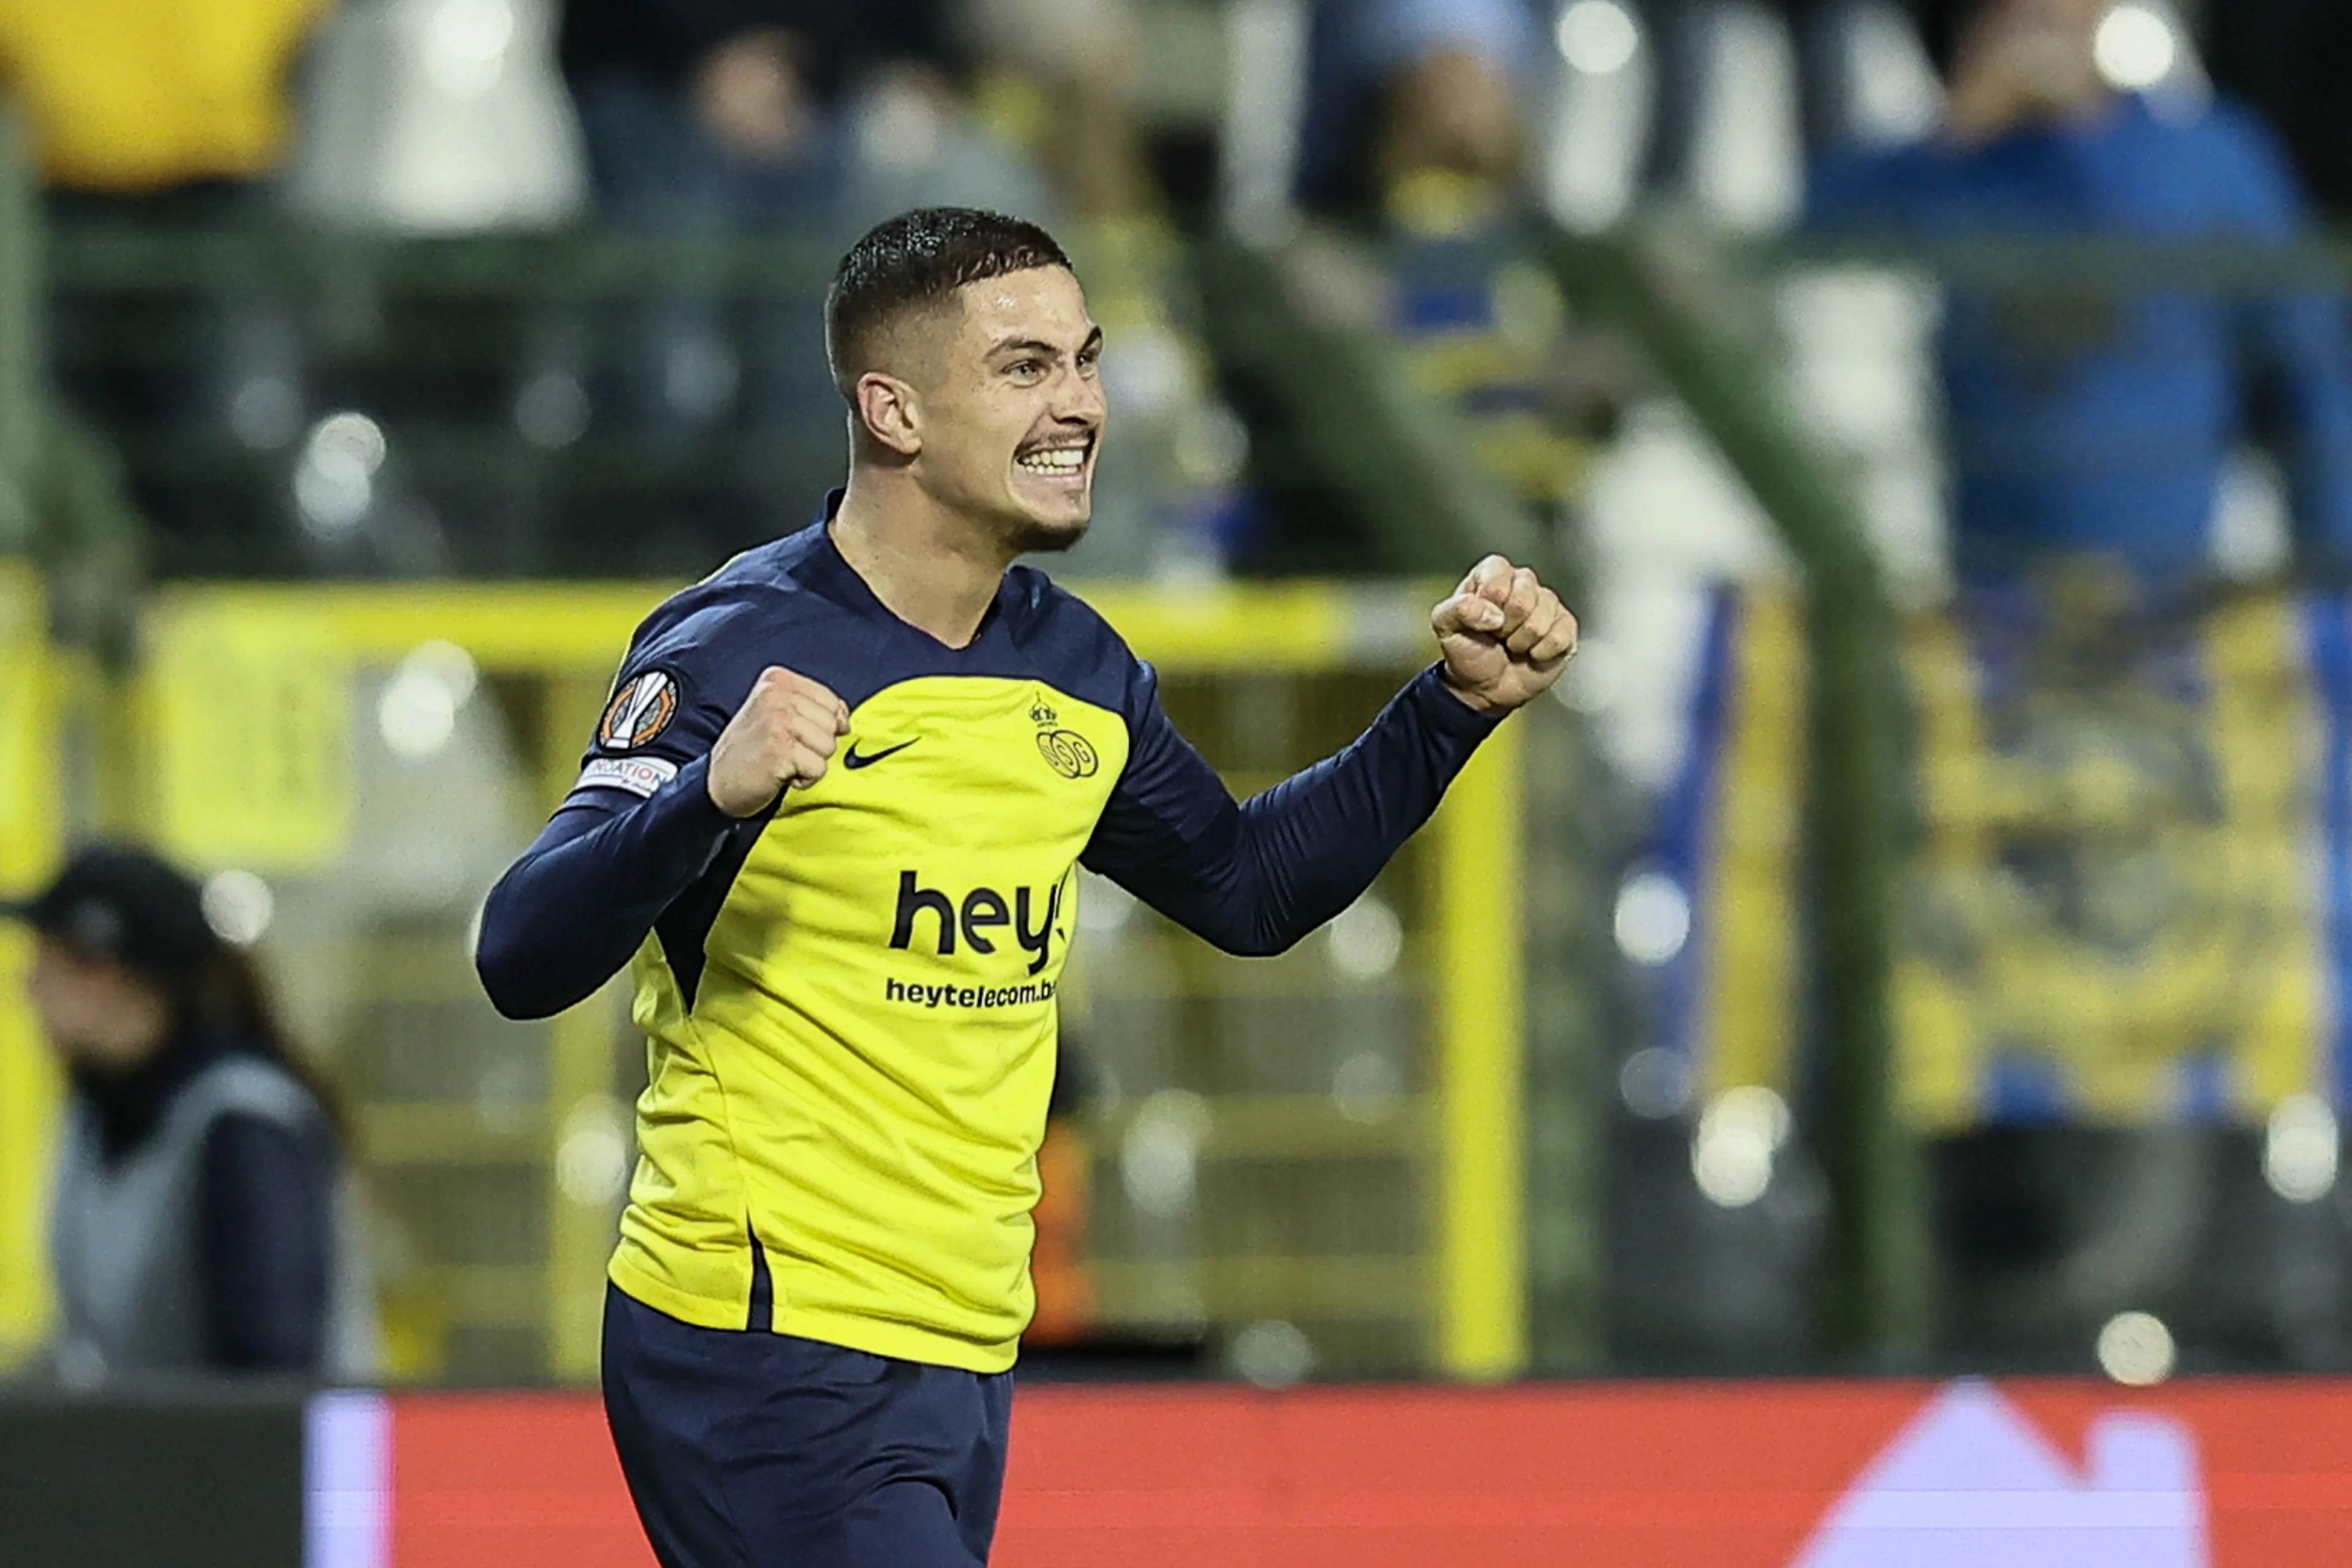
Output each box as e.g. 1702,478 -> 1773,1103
1030,696 -> 1098,780
599,671 -> 678,750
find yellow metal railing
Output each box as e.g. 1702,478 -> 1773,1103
0,564 -> 64,1362
1431,717 -> 1527,1378
9,579 -> 1528,1382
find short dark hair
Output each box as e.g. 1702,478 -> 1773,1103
824,208 -> 1073,401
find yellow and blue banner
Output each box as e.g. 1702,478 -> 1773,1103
1658,581 -> 2344,1128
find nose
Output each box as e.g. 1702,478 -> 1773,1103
1052,361 -> 1106,426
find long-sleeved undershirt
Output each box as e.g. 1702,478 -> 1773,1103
478,664 -> 1501,1020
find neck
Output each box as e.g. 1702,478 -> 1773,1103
830,467 -> 1014,649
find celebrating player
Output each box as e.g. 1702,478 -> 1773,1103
475,206 -> 1575,1568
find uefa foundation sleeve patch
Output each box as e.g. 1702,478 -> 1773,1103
576,755 -> 681,797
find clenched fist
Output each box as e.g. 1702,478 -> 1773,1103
706,666 -> 853,816
1431,555 -> 1578,714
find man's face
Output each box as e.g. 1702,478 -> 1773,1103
908,266 -> 1106,555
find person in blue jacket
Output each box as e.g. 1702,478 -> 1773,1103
1807,0 -> 2352,586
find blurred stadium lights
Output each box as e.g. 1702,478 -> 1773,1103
473,1055 -> 540,1137
2264,1095 -> 2340,1204
463,895 -> 490,965
1331,1049 -> 1405,1125
1120,1090 -> 1212,1220
1558,0 -> 1641,77
1618,1046 -> 1694,1120
200,869 -> 276,948
512,370 -> 590,451
554,1095 -> 632,1209
1613,869 -> 1691,968
376,639 -> 480,761
1228,1318 -> 1315,1387
294,411 -> 388,539
1691,1087 -> 1791,1208
424,0 -> 519,100
228,374 -> 303,452
2094,2 -> 2181,92
2097,1311 -> 2178,1387
1844,1 -> 1945,146
1325,893 -> 1404,980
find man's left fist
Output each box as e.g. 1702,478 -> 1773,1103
1430,555 -> 1578,714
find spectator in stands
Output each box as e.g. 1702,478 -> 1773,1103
7,845 -> 374,1384
1270,0 -> 1619,570
962,0 -> 1153,219
1296,0 -> 1548,223
0,0 -> 326,211
559,0 -> 967,235
1807,0 -> 2352,585
0,0 -> 328,496
559,0 -> 1063,452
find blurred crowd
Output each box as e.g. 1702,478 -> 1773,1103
3,0 -> 2350,587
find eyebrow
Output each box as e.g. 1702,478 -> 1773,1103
987,326 -> 1105,360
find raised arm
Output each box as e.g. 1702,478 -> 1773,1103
1082,557 -> 1574,954
476,624 -> 852,1019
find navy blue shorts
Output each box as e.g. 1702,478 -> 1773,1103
601,1284 -> 1014,1567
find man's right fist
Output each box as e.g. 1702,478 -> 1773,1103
706,666 -> 853,817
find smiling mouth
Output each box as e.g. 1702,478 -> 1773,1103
1015,437 -> 1094,478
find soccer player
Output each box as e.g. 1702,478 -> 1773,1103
475,206 -> 1576,1568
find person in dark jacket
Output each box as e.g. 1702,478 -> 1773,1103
7,845 -> 374,1384
554,0 -> 978,523
559,0 -> 962,225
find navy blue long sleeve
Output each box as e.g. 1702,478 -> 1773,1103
1082,662 -> 1500,954
198,1114 -> 331,1373
478,667 -> 1498,1013
476,522 -> 1506,1020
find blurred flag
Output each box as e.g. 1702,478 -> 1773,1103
1656,579 -> 2343,1127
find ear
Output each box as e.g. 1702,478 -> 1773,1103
854,372 -> 922,458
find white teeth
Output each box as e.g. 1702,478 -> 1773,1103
1017,447 -> 1087,473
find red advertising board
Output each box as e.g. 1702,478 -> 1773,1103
337,1379 -> 2352,1566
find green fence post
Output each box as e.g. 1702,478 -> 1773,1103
1189,235 -> 1609,1371
1520,695 -> 1611,1373
1189,237 -> 1553,578
1546,230 -> 1931,1363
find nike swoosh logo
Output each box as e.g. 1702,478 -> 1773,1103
843,739 -> 918,771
